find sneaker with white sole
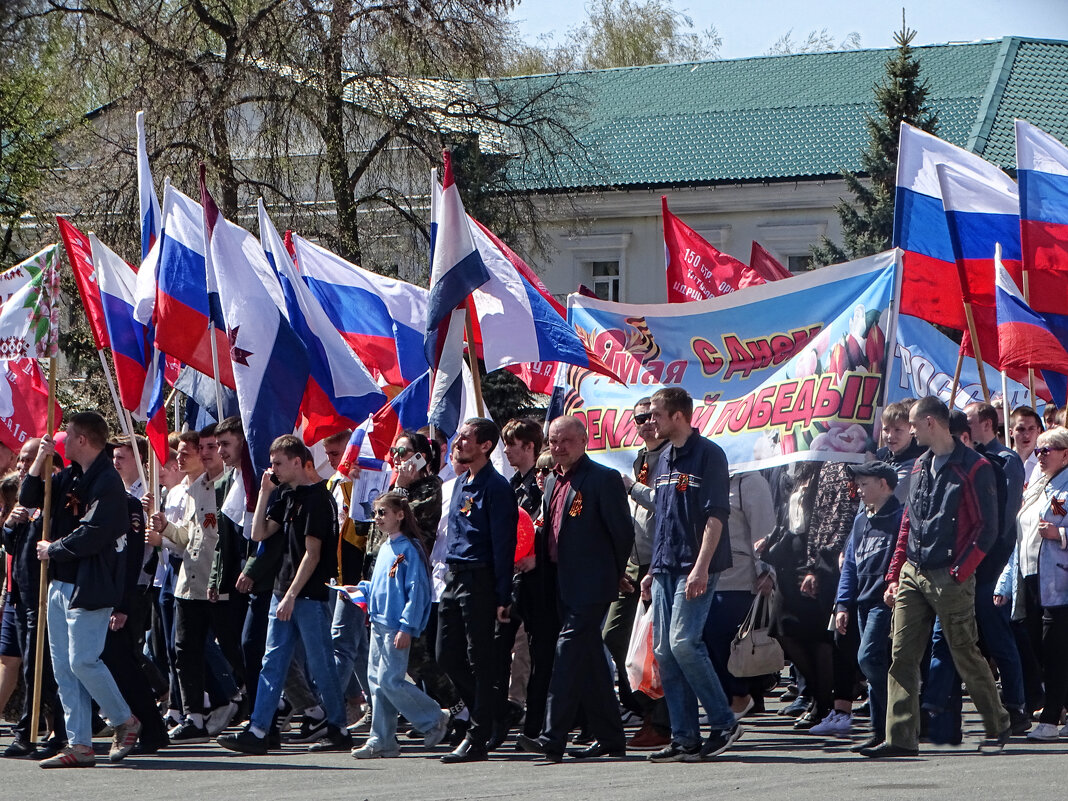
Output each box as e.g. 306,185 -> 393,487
39,746 -> 95,769
347,710 -> 373,734
288,715 -> 328,743
424,710 -> 451,748
351,740 -> 400,759
1027,722 -> 1060,741
809,710 -> 852,737
170,720 -> 211,744
109,716 -> 142,762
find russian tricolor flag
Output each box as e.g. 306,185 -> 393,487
466,216 -> 621,392
426,156 -> 490,436
88,233 -> 152,412
894,123 -> 1019,332
292,234 -> 428,388
258,201 -> 384,445
201,171 -> 310,473
154,185 -> 235,388
1017,120 -> 1068,316
995,256 -> 1068,397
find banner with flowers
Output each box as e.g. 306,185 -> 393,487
0,245 -> 61,361
561,250 -> 899,472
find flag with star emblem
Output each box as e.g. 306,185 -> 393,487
200,168 -> 310,473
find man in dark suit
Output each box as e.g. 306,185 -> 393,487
517,416 -> 634,762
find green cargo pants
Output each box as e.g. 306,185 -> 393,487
886,561 -> 1010,749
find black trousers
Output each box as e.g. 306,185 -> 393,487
437,566 -> 498,746
175,597 -> 246,716
1040,605 -> 1068,725
12,598 -> 67,744
541,600 -> 624,754
101,589 -> 168,746
515,564 -> 561,737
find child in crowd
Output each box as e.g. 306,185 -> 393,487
352,492 -> 450,758
833,461 -> 902,752
875,401 -> 923,502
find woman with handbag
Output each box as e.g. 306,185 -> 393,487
702,470 -> 777,719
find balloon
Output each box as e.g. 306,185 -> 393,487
515,507 -> 535,561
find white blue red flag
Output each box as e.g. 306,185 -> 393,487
1016,120 -> 1068,315
995,254 -> 1068,403
426,157 -> 489,435
894,122 -> 1019,332
258,201 -> 384,444
200,170 -> 310,473
153,185 -> 235,387
57,217 -> 110,350
292,234 -> 429,388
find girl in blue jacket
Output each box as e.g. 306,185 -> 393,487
351,492 -> 449,758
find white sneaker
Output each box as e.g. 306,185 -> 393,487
1060,722 -> 1068,738
1027,722 -> 1060,741
809,710 -> 852,737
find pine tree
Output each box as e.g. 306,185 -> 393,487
811,17 -> 938,265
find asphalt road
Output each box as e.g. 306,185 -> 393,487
2,705 -> 1064,801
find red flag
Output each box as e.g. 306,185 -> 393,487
57,216 -> 111,350
662,197 -> 764,301
0,359 -> 62,453
749,242 -> 792,281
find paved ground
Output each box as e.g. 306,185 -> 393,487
2,705 -> 1064,801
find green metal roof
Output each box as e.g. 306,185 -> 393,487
501,38 -> 1068,191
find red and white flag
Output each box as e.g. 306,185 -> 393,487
662,196 -> 764,301
0,359 -> 62,453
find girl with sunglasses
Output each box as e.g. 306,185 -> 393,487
352,492 -> 449,758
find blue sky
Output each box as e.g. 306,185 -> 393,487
509,0 -> 1068,59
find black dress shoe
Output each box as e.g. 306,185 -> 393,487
850,735 -> 883,753
130,738 -> 170,756
859,742 -> 920,758
441,738 -> 489,764
515,734 -> 563,763
568,741 -> 626,759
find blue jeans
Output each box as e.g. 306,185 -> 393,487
332,594 -> 370,701
367,622 -> 443,749
250,596 -> 346,732
856,601 -> 892,738
47,581 -> 131,747
651,572 -> 733,748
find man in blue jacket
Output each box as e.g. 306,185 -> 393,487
833,461 -> 902,752
26,412 -> 142,768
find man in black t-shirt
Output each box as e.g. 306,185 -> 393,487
217,435 -> 349,755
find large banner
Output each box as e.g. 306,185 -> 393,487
889,314 -> 1032,411
562,251 -> 899,472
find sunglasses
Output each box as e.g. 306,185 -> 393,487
633,413 -> 652,425
535,467 -> 552,476
389,446 -> 411,457
1035,446 -> 1066,456
373,508 -> 388,517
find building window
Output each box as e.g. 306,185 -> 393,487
590,260 -> 620,301
788,254 -> 813,272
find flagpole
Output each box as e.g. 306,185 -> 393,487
463,300 -> 486,418
950,350 -> 965,406
121,405 -> 149,492
207,321 -> 225,421
30,357 -> 56,748
1021,264 -> 1038,408
962,300 -> 991,403
98,350 -> 133,439
1001,369 -> 1011,443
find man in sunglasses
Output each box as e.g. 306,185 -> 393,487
862,396 -> 1010,758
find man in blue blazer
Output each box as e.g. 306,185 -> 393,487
517,416 -> 634,761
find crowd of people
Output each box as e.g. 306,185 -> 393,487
1,388 -> 1067,769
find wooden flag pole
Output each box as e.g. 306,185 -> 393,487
949,349 -> 965,405
463,300 -> 485,418
30,357 -> 57,748
1022,267 -> 1038,408
963,300 -> 991,402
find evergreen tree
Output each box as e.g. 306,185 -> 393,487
811,18 -> 938,265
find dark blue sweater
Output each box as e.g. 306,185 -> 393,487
835,495 -> 902,610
